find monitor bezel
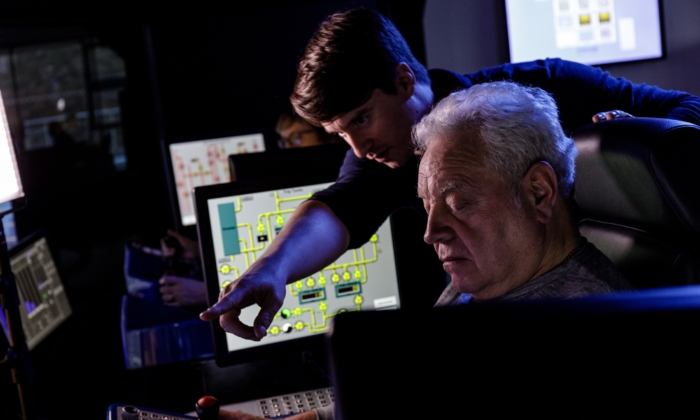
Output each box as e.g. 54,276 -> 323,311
160,129 -> 267,236
8,229 -> 48,259
3,230 -> 72,351
328,284 -> 700,418
0,196 -> 26,219
502,0 -> 666,67
194,173 -> 405,367
228,142 -> 350,183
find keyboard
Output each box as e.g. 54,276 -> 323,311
110,388 -> 334,420
216,387 -> 335,419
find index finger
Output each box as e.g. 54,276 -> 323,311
199,284 -> 246,321
215,305 -> 258,340
200,289 -> 259,340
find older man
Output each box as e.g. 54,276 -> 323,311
414,81 -> 633,306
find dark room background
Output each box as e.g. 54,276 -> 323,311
1,0 -> 698,418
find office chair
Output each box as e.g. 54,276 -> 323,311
573,117 -> 700,288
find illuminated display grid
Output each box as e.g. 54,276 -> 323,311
206,182 -> 401,352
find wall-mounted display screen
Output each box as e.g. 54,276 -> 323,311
505,0 -> 663,66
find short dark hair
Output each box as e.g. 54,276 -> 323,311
290,8 -> 430,125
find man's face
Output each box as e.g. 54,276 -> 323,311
278,120 -> 323,149
418,133 -> 545,299
322,88 -> 420,169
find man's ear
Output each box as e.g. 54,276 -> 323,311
522,161 -> 558,223
395,62 -> 416,99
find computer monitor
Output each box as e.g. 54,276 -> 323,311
194,173 -> 402,367
229,143 -> 350,183
328,285 -> 700,418
163,132 -> 265,230
505,0 -> 664,66
0,234 -> 72,350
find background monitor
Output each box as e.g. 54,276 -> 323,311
163,132 -> 265,230
229,143 -> 350,183
505,0 -> 664,66
0,234 -> 72,350
194,175 -> 402,367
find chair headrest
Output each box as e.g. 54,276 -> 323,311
573,117 -> 700,238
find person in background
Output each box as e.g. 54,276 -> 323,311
276,104 -> 340,149
158,229 -> 208,310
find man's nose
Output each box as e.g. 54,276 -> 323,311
346,135 -> 372,158
423,206 -> 451,245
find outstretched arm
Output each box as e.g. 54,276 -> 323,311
200,199 -> 350,340
461,58 -> 700,130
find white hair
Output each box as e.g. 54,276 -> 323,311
413,81 -> 578,204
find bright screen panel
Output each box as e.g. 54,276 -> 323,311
505,0 -> 663,66
209,183 -> 400,353
195,179 -> 401,363
0,92 -> 23,204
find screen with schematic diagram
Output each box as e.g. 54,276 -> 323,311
204,182 -> 401,353
0,236 -> 72,350
169,133 -> 265,227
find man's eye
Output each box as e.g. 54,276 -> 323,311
447,199 -> 468,212
355,116 -> 368,126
